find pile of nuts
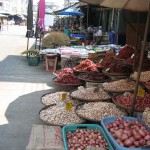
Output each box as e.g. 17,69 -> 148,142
76,102 -> 127,121
142,107 -> 150,127
41,91 -> 78,106
130,71 -> 150,82
70,87 -> 111,101
102,79 -> 135,92
40,105 -> 84,126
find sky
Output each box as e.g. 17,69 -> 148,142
34,0 -> 64,6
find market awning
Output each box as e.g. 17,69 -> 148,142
79,0 -> 103,5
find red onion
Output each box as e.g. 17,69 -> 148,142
144,135 -> 150,141
124,139 -> 133,147
120,134 -> 128,142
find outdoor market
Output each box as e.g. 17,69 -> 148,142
24,0 -> 150,150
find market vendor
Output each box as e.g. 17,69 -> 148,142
94,26 -> 103,45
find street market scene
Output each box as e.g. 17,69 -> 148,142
0,0 -> 150,150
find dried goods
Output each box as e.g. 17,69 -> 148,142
79,72 -> 109,82
70,87 -> 111,101
40,105 -> 84,126
74,59 -> 98,72
114,92 -> 150,111
98,57 -> 115,69
54,74 -> 82,85
116,45 -> 134,60
67,129 -> 108,150
102,79 -> 135,92
142,107 -> 150,128
145,81 -> 150,89
76,102 -> 127,121
54,68 -> 74,78
105,117 -> 150,148
41,91 -> 78,106
130,71 -> 150,82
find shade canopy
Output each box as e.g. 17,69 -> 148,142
27,0 -> 33,31
100,0 -> 150,12
58,8 -> 84,16
38,0 -> 45,31
80,0 -> 103,5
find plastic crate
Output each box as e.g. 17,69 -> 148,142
101,116 -> 150,150
28,51 -> 40,66
62,124 -> 114,150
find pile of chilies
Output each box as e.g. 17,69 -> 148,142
106,117 -> 150,148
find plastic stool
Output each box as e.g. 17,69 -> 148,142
45,54 -> 58,71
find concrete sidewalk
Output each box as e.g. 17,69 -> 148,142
0,25 -> 73,150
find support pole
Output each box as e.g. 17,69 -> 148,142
130,4 -> 150,116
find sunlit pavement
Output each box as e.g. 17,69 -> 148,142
0,25 -> 73,150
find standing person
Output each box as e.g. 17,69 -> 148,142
64,27 -> 70,37
94,26 -> 103,45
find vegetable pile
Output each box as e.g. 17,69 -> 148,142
102,79 -> 135,92
130,71 -> 150,83
74,59 -> 98,72
106,117 -> 150,148
145,81 -> 150,89
40,105 -> 84,126
114,92 -> 150,111
76,102 -> 127,121
67,129 -> 108,150
54,68 -> 73,78
71,87 -> 111,101
142,107 -> 150,128
79,72 -> 109,82
54,74 -> 82,85
116,45 -> 134,60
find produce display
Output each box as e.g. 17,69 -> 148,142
102,79 -> 135,92
116,45 -> 134,60
40,105 -> 84,126
73,59 -> 98,72
142,107 -> 150,128
41,91 -> 78,106
130,71 -> 150,82
53,75 -> 82,85
105,117 -> 150,148
145,81 -> 150,90
103,59 -> 132,75
98,57 -> 115,69
76,102 -> 127,121
66,129 -> 109,150
54,68 -> 74,78
78,72 -> 110,83
114,92 -> 150,111
70,87 -> 111,101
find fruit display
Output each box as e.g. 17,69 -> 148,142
102,79 -> 135,92
54,68 -> 74,78
40,105 -> 85,126
76,102 -> 127,121
66,129 -> 109,150
142,107 -> 150,128
73,59 -> 98,72
53,75 -> 82,85
70,87 -> 111,101
78,72 -> 110,83
116,45 -> 134,60
41,91 -> 79,106
130,71 -> 150,82
105,117 -> 150,148
114,92 -> 150,111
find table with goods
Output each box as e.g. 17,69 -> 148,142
27,44 -> 150,150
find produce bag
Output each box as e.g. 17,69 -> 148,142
26,125 -> 64,150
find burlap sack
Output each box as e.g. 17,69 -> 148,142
26,125 -> 64,150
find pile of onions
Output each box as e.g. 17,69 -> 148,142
106,117 -> 150,148
67,129 -> 108,150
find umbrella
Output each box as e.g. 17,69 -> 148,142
99,0 -> 150,116
38,0 -> 45,31
27,0 -> 33,52
58,8 -> 84,16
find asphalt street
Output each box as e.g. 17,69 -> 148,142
0,25 -> 73,150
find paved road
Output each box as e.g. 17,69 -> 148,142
0,25 -> 73,150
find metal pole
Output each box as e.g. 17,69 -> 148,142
129,4 -> 150,116
87,5 -> 89,27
